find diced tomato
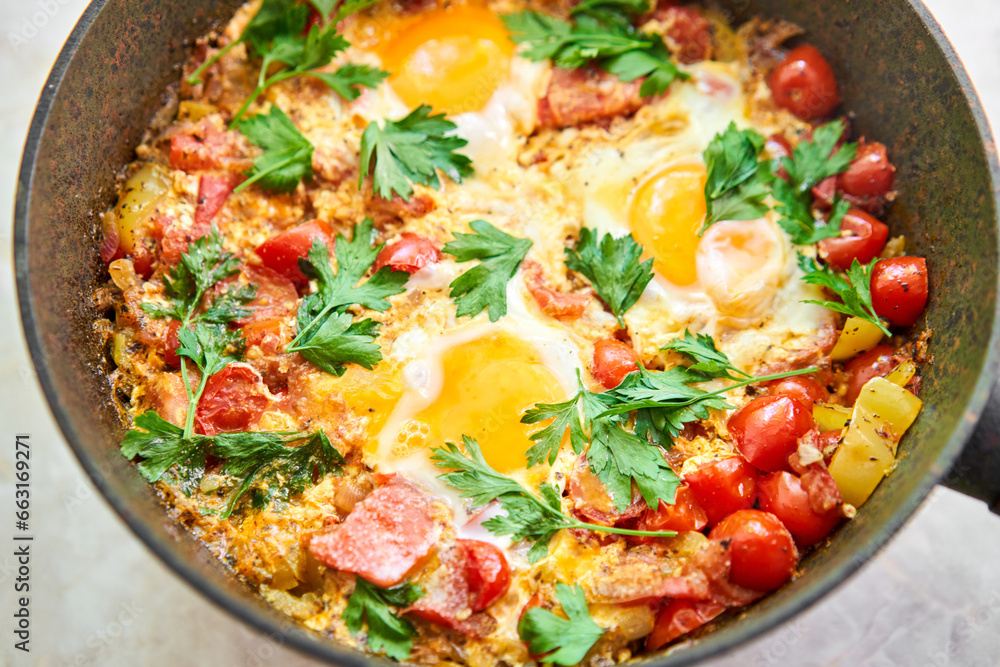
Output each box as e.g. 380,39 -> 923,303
168,126 -> 247,173
870,257 -> 929,327
839,141 -> 896,199
194,173 -> 239,227
727,396 -> 816,472
523,260 -> 592,320
537,67 -> 644,129
709,510 -> 798,591
195,363 -> 270,436
373,233 -> 441,274
256,220 -> 336,284
684,457 -> 758,527
844,344 -> 896,404
233,265 -> 299,325
660,6 -> 712,64
766,375 -> 828,408
646,599 -> 726,651
758,471 -> 841,547
163,320 -> 181,368
241,317 -> 285,355
637,485 -> 708,534
592,339 -> 641,389
817,209 -> 889,271
309,475 -> 438,588
459,539 -> 511,611
767,45 -> 840,120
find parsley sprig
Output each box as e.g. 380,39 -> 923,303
359,105 -> 474,202
503,4 -> 687,97
518,583 -> 605,666
564,228 -> 653,327
799,254 -> 891,337
235,106 -> 315,193
343,577 -> 424,661
286,218 -> 409,375
443,220 -> 533,322
701,123 -> 772,233
431,437 -> 678,564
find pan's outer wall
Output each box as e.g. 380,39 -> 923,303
13,0 -> 1000,665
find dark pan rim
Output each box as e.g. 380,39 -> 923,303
13,0 -> 1000,664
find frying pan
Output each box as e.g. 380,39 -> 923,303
13,0 -> 1000,664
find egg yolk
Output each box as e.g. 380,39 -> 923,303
376,5 -> 514,115
390,331 -> 566,473
309,363 -> 404,453
629,163 -> 708,287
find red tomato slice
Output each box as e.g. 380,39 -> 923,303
767,45 -> 840,120
195,363 -> 270,436
646,599 -> 726,651
458,539 -> 511,611
684,457 -> 758,528
844,344 -> 896,404
758,471 -> 841,547
256,220 -> 335,284
639,485 -> 708,534
817,209 -> 889,271
373,233 -> 442,274
870,257 -> 929,327
592,339 -> 641,389
727,396 -> 816,473
766,376 -> 828,407
194,173 -> 239,227
163,320 -> 181,369
709,509 -> 798,591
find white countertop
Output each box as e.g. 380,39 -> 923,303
2,1 -> 1000,665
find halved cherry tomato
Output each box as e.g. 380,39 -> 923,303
684,457 -> 758,527
844,344 -> 896,404
255,220 -> 335,284
639,485 -> 708,533
766,376 -> 828,408
646,599 -> 726,651
870,257 -> 928,327
817,209 -> 889,271
373,233 -> 442,274
196,363 -> 269,436
163,320 -> 181,368
592,339 -> 640,389
458,539 -> 511,611
767,45 -> 840,120
728,396 -> 815,473
839,141 -> 896,198
709,509 -> 798,591
758,472 -> 841,547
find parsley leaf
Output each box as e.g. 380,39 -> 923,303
662,329 -> 750,380
518,583 -> 605,666
603,34 -> 686,97
570,0 -> 650,29
343,577 -> 424,661
521,378 -> 606,466
120,412 -> 208,490
701,123 -> 771,232
799,254 -> 891,337
564,228 -> 653,327
235,106 -> 315,193
587,416 -> 682,510
286,219 -> 409,375
359,105 -> 474,202
431,437 -> 677,563
443,220 -> 533,322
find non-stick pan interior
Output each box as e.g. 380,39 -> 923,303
14,0 -> 1000,664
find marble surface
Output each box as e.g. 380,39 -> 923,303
2,1 -> 1000,665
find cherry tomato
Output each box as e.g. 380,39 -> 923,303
163,320 -> 181,368
639,485 -> 708,533
373,233 -> 442,274
255,220 -> 335,284
728,396 -> 815,473
196,363 -> 270,436
646,599 -> 726,651
458,539 -> 511,611
758,472 -> 841,547
839,142 -> 896,198
684,457 -> 758,527
709,509 -> 798,591
766,376 -> 828,408
870,257 -> 929,327
844,344 -> 896,404
817,209 -> 889,271
592,339 -> 641,389
767,45 -> 840,121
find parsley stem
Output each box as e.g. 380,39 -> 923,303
186,40 -> 240,86
181,362 -> 212,440
568,522 -> 676,539
597,366 -> 820,419
230,70 -> 298,128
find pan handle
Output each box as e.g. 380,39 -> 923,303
942,377 -> 1000,513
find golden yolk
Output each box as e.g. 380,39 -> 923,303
376,5 -> 514,115
310,364 -> 404,453
628,163 -> 708,287
390,332 -> 566,473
